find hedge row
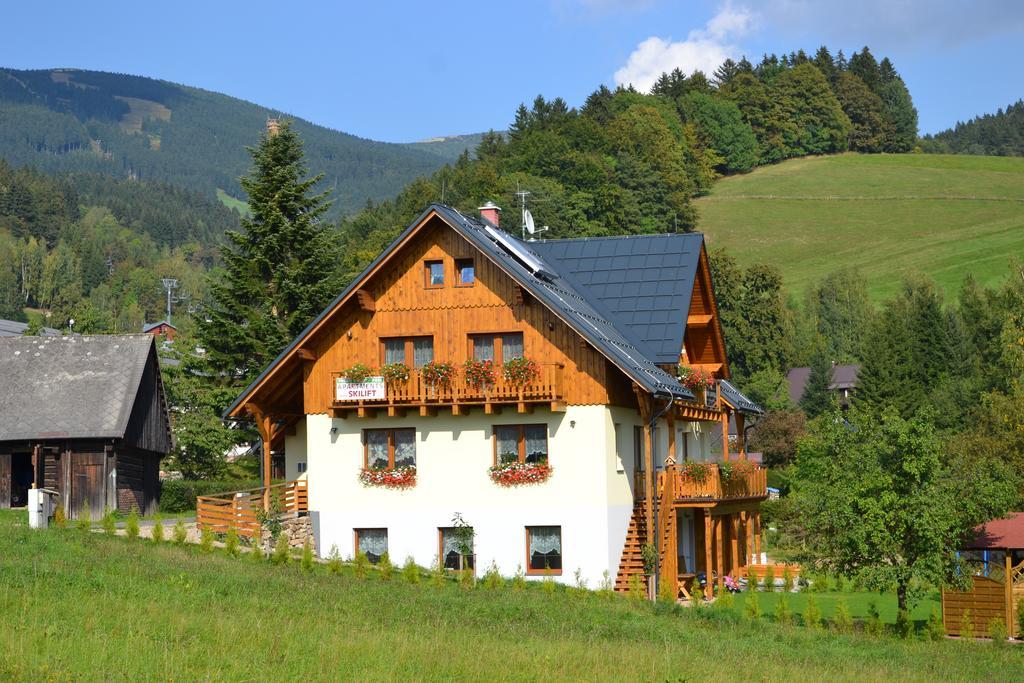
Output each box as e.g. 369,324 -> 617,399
159,479 -> 263,514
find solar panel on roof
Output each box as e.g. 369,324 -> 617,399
483,224 -> 556,280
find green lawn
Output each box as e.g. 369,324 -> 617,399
725,588 -> 938,624
2,511 -> 1021,681
696,153 -> 1024,301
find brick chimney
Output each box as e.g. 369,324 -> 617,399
478,201 -> 501,227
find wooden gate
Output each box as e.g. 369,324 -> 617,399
70,452 -> 105,520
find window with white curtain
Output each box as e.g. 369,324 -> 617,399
381,337 -> 433,368
527,526 -> 562,574
364,428 -> 416,469
493,424 -> 548,464
383,338 -> 405,365
501,333 -> 523,362
471,332 -> 524,363
355,528 -> 388,564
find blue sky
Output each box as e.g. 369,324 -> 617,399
1,1 -> 1021,141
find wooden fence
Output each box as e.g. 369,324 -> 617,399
196,480 -> 308,540
942,555 -> 1024,638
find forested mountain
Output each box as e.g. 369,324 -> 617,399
921,100 -> 1024,156
0,68 -> 474,218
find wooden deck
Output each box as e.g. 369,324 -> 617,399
633,466 -> 768,503
196,480 -> 308,539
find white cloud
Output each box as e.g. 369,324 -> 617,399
614,3 -> 756,91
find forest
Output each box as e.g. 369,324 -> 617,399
921,99 -> 1024,156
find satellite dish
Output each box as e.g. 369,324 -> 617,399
524,210 -> 536,235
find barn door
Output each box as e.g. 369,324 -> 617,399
0,452 -> 10,509
70,452 -> 105,520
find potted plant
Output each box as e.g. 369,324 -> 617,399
420,360 -> 454,398
340,362 -> 374,383
677,365 -> 713,404
680,461 -> 712,484
503,356 -> 540,386
380,362 -> 410,385
488,459 -> 553,487
358,466 -> 417,489
641,542 -> 658,601
463,358 -> 496,395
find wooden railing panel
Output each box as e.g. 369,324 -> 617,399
659,465 -> 768,503
197,480 -> 308,539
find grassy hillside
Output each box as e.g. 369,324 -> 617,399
2,512 -> 1022,682
0,68 -> 471,219
696,154 -> 1024,301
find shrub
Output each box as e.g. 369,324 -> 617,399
763,565 -> 775,592
379,552 -> 394,581
658,576 -> 676,604
271,535 -> 289,565
76,505 -> 91,532
599,570 -> 614,595
126,511 -> 140,540
866,600 -> 884,636
743,589 -> 761,620
158,479 -> 263,514
402,556 -> 421,584
354,550 -> 369,579
328,546 -> 343,575
483,561 -> 502,590
815,574 -> 831,593
173,519 -> 187,545
988,618 -> 1007,646
542,576 -> 556,595
459,565 -> 475,589
640,543 -> 658,576
773,595 -> 792,626
628,573 -> 644,602
151,516 -> 164,544
429,556 -> 446,586
715,590 -> 734,610
833,574 -> 846,592
782,566 -> 794,592
960,609 -> 975,640
512,564 -> 527,591
804,595 -> 822,630
895,608 -> 912,639
53,505 -> 66,529
926,607 -> 945,641
833,599 -> 853,634
199,527 -> 213,553
301,539 -> 315,572
101,509 -> 116,535
224,527 -> 239,557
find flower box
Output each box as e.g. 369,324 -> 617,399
503,356 -> 540,386
464,358 -> 496,389
359,466 -> 416,490
488,461 -> 552,487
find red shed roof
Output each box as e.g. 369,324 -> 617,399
966,512 -> 1024,549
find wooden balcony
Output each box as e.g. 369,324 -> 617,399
635,464 -> 768,504
196,480 -> 308,540
331,363 -> 565,417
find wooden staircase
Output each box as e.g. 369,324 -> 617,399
614,501 -> 677,593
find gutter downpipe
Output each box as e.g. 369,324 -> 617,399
649,388 -> 675,599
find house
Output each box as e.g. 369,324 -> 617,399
0,318 -> 60,337
142,320 -> 177,341
786,363 -> 860,409
0,335 -> 171,517
220,203 -> 765,599
942,512 -> 1024,637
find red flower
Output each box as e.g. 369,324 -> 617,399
488,462 -> 553,487
359,466 -> 416,489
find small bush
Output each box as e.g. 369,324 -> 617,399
354,550 -> 369,579
429,555 -> 445,587
126,511 -> 139,540
815,574 -> 830,593
895,608 -> 912,639
782,566 -> 795,592
76,505 -> 91,532
199,527 -> 214,553
53,505 -> 67,529
960,610 -> 974,640
832,599 -> 853,634
715,590 -> 734,610
327,546 -> 343,575
271,535 -> 289,565
926,607 -> 944,641
803,595 -> 821,630
224,527 -> 239,557
173,519 -> 187,545
101,509 -> 116,535
743,589 -> 761,620
628,573 -> 644,602
158,478 -> 263,514
301,539 -> 314,572
379,552 -> 394,581
763,565 -> 775,592
459,566 -> 475,589
866,600 -> 884,637
773,595 -> 792,626
512,564 -> 527,591
833,574 -> 846,592
483,561 -> 502,590
658,576 -> 677,604
542,576 -> 556,595
151,516 -> 164,544
988,618 -> 1007,646
402,556 -> 421,584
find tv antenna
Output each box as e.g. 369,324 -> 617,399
515,188 -> 548,241
160,278 -> 179,324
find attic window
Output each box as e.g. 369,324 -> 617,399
455,258 -> 475,286
425,260 -> 444,288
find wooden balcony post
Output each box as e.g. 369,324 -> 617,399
721,409 -> 730,462
740,510 -> 750,567
1007,552 -> 1014,633
715,516 -> 724,593
753,511 -> 762,563
736,413 -> 746,460
704,509 -> 713,601
730,514 -> 740,577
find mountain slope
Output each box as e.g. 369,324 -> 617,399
0,68 -> 474,218
695,153 -> 1024,300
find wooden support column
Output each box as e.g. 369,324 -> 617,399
740,510 -> 750,568
31,444 -> 39,489
715,515 -> 724,593
1007,552 -> 1014,633
753,511 -> 762,563
730,514 -> 740,577
721,409 -> 730,462
249,405 -> 273,511
704,509 -> 713,600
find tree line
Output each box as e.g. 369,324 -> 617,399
921,99 -> 1024,157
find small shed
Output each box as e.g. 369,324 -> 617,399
0,335 -> 171,518
942,512 -> 1024,637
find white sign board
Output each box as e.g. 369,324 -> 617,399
335,377 -> 386,401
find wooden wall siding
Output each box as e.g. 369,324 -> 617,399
0,451 -> 10,508
943,576 -> 1008,636
304,219 -> 640,414
682,249 -> 727,375
43,450 -> 60,490
122,349 -> 172,455
69,450 -> 105,520
116,449 -> 158,515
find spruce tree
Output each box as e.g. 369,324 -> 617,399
200,120 -> 342,383
800,344 -> 834,418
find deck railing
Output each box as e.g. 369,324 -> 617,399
332,363 -> 564,410
196,479 -> 308,539
653,464 -> 767,502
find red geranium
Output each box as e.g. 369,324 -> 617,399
488,461 -> 553,487
359,466 -> 416,490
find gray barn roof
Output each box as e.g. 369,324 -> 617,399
0,335 -> 157,442
0,319 -> 60,337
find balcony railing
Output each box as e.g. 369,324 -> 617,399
331,363 -> 564,413
634,464 -> 767,502
196,480 -> 308,540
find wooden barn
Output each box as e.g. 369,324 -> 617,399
942,512 -> 1024,638
0,334 -> 171,518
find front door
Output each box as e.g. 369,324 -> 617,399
69,452 -> 105,520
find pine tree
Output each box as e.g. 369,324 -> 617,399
848,47 -> 881,94
800,344 -> 834,418
879,78 -> 919,152
199,120 -> 342,384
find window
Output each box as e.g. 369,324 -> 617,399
296,462 -> 307,474
380,336 -> 434,368
425,260 -> 444,288
494,424 -> 548,465
354,528 -> 388,564
526,526 -> 562,574
439,527 -> 475,571
471,332 -> 524,363
364,428 -> 416,469
455,258 -> 475,286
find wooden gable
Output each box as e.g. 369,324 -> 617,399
682,245 -> 730,378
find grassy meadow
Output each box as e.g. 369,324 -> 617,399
696,153 -> 1024,301
2,511 -> 1022,682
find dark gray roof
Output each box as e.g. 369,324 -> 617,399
719,380 -> 763,416
531,234 -> 702,364
0,335 -> 156,442
142,320 -> 176,333
0,319 -> 60,338
787,364 -> 862,404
